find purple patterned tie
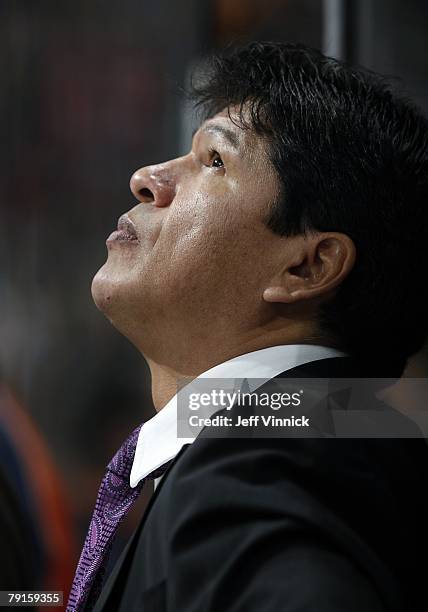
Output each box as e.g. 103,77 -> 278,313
67,424 -> 170,612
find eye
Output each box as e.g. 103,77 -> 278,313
208,148 -> 224,168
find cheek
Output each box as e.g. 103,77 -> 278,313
159,196 -> 239,273
153,198 -> 268,309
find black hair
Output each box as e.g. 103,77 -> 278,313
191,41 -> 428,376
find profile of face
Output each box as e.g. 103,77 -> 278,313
92,108 -> 354,372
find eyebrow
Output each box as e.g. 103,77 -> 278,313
194,123 -> 241,151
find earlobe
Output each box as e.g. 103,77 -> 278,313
263,286 -> 293,303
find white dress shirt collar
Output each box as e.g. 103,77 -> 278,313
130,344 -> 346,487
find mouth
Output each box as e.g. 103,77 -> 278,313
106,214 -> 139,245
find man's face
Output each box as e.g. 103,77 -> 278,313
92,108 -> 283,367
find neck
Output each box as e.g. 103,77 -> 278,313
147,349 -> 242,411
145,324 -> 332,411
147,362 -> 184,412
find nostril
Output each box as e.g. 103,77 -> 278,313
139,187 -> 154,203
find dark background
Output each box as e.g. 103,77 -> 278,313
1,0 -> 427,595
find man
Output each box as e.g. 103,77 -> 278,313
68,42 -> 428,611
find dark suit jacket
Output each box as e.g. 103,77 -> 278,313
93,357 -> 428,611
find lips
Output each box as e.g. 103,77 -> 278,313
106,214 -> 139,245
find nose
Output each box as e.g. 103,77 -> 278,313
129,163 -> 176,208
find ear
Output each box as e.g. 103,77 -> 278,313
263,232 -> 356,304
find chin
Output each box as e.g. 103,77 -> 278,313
91,263 -> 151,345
91,264 -> 122,317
